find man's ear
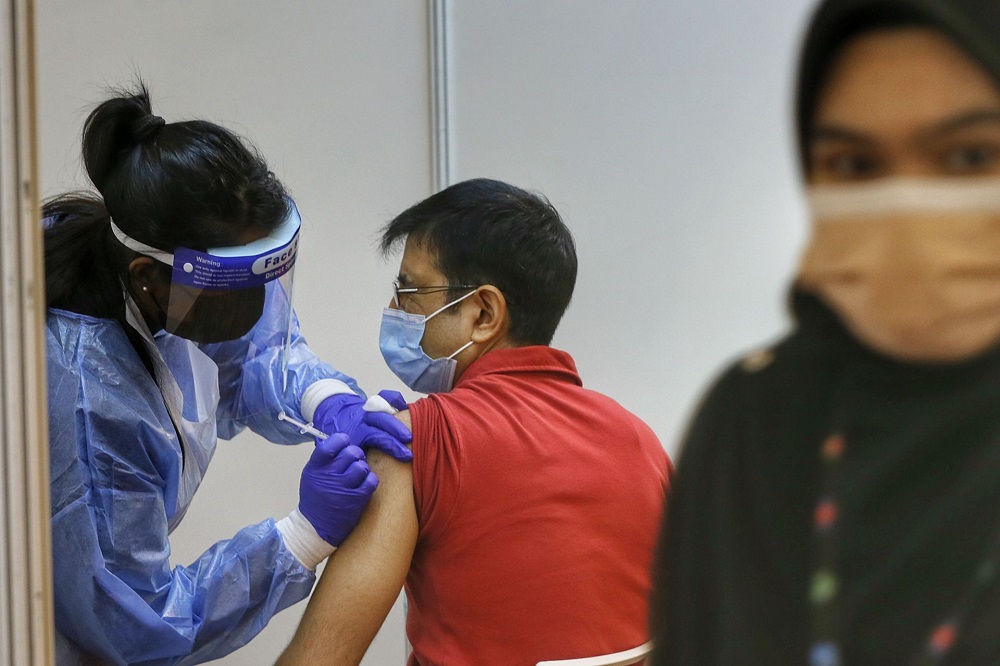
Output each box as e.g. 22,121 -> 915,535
469,285 -> 508,344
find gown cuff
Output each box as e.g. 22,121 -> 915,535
300,379 -> 356,422
276,508 -> 336,570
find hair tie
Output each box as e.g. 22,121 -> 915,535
132,114 -> 165,142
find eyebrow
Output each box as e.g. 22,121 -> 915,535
810,109 -> 1000,147
920,109 -> 1000,141
809,125 -> 876,147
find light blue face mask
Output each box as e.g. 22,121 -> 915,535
380,290 -> 477,394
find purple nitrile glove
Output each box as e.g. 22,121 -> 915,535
374,390 -> 408,412
298,433 -> 378,546
312,393 -> 413,462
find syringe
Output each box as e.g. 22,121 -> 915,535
277,411 -> 329,440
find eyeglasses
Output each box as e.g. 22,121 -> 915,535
392,280 -> 478,308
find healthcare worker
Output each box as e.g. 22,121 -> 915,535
652,0 -> 1000,664
45,83 -> 412,665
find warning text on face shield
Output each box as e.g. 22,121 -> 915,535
171,235 -> 298,290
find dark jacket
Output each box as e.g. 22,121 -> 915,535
651,292 -> 1000,665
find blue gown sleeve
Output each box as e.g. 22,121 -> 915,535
48,319 -> 316,665
200,281 -> 363,443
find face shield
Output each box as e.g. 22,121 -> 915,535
111,201 -> 301,349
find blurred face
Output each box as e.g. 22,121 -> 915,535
808,28 -> 1000,184
797,27 -> 1000,362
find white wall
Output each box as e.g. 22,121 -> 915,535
449,0 -> 816,449
36,1 -> 819,663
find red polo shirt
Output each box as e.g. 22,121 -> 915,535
405,346 -> 671,665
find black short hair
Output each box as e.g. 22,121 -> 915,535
380,178 -> 577,346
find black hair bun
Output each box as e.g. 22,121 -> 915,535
131,114 -> 165,143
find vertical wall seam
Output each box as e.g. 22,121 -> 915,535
429,0 -> 452,193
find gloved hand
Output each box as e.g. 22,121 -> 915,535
368,389 -> 408,413
299,433 -> 378,546
312,392 -> 413,462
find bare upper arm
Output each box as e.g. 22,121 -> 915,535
394,407 -> 412,431
276,410 -> 418,665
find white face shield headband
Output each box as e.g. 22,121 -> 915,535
110,199 -> 301,349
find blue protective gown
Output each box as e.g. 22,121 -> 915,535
47,282 -> 361,665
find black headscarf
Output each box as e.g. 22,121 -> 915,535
795,0 -> 1000,171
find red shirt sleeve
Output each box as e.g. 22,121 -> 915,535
407,395 -> 464,544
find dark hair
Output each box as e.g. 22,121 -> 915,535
795,0 -> 1000,172
44,81 -> 289,318
380,178 -> 577,346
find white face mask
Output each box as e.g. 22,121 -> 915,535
797,177 -> 1000,362
379,290 -> 477,393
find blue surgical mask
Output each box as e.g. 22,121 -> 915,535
379,290 -> 477,394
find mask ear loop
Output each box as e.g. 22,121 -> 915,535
421,289 -> 479,362
426,288 -> 478,321
446,340 -> 475,360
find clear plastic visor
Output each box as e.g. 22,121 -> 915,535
110,202 -> 300,347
